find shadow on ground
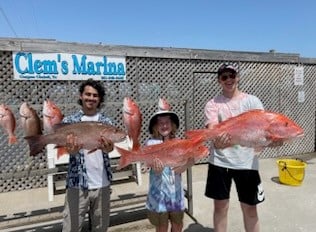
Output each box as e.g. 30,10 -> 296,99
2,207 -> 149,232
184,223 -> 214,232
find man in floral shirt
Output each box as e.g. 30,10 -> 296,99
62,79 -> 114,232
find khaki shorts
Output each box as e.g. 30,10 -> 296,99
147,210 -> 184,226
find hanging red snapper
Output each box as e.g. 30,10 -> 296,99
0,104 -> 17,144
185,109 -> 304,150
19,102 -> 42,137
122,97 -> 142,150
43,99 -> 64,133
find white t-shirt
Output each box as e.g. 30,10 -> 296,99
81,113 -> 110,189
204,92 -> 264,170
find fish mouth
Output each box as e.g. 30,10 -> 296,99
120,136 -> 128,141
43,113 -> 53,118
297,132 -> 304,138
19,113 -> 28,118
286,132 -> 304,141
122,106 -> 133,115
115,135 -> 128,142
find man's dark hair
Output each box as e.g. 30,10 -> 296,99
77,78 -> 105,108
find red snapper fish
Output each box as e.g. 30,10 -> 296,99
116,137 -> 209,170
19,102 -> 42,137
43,99 -> 64,133
122,97 -> 142,150
0,104 -> 17,144
185,109 -> 304,150
25,122 -> 127,158
158,97 -> 171,111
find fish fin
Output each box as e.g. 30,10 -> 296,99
52,123 -> 67,131
185,130 -> 208,142
265,130 -> 284,141
268,135 -> 283,141
185,130 -> 200,138
24,135 -> 45,156
9,135 -> 17,145
87,148 -> 98,154
115,146 -> 133,170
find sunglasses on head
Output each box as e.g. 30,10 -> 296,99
220,73 -> 236,81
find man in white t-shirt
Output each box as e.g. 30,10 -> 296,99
61,79 -> 114,232
204,64 -> 281,232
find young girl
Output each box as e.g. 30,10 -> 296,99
146,109 -> 185,232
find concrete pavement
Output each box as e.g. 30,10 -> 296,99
0,153 -> 315,232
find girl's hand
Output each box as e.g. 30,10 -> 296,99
152,158 -> 164,173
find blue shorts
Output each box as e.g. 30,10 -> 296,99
205,163 -> 265,205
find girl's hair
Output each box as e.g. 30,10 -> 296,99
77,78 -> 105,108
151,120 -> 178,139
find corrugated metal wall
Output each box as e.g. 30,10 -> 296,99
0,38 -> 315,193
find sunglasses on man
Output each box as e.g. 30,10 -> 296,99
220,73 -> 237,81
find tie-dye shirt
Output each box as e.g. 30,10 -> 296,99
145,138 -> 185,212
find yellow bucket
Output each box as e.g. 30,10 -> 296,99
276,159 -> 307,186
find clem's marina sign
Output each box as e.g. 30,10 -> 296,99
13,52 -> 126,80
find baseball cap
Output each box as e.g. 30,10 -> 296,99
217,64 -> 238,77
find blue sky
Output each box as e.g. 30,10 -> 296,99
1,0 -> 316,57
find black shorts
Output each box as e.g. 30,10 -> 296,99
205,163 -> 265,205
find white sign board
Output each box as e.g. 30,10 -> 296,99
13,52 -> 126,81
294,67 -> 304,86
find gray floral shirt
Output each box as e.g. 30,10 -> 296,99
62,110 -> 113,189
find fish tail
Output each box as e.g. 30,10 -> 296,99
132,141 -> 141,151
24,135 -> 46,156
115,146 -> 133,170
126,136 -> 141,151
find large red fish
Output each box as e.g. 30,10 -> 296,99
43,99 -> 63,133
0,104 -> 17,144
25,122 -> 127,158
122,97 -> 142,150
19,102 -> 42,137
116,137 -> 209,170
185,109 -> 304,150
